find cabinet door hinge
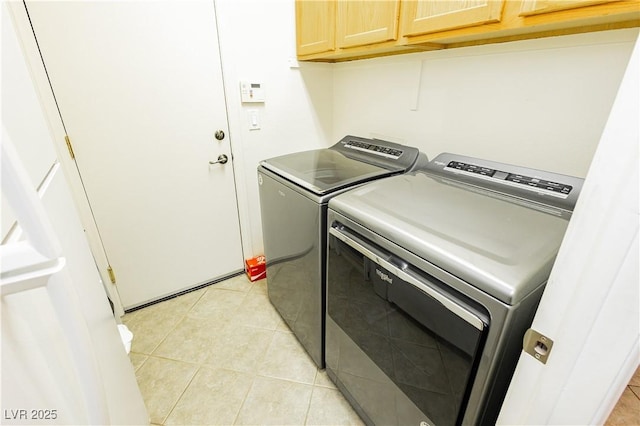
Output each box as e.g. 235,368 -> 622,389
107,265 -> 117,284
64,135 -> 75,159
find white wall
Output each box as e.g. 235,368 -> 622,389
332,28 -> 639,178
215,0 -> 333,256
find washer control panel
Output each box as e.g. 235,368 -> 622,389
343,140 -> 403,159
331,135 -> 422,172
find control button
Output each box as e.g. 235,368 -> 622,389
505,174 -> 573,195
344,141 -> 402,158
448,161 -> 496,177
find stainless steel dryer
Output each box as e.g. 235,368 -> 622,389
258,135 -> 425,368
325,153 -> 584,425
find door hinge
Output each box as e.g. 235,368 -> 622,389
107,265 -> 117,284
64,135 -> 75,159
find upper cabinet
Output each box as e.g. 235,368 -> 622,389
337,0 -> 400,48
296,1 -> 335,56
296,0 -> 640,62
519,0 -> 618,16
401,1 -> 505,37
296,0 -> 433,61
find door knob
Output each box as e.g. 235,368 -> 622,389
214,130 -> 225,141
209,154 -> 228,165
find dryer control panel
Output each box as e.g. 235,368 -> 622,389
445,160 -> 574,198
426,153 -> 584,212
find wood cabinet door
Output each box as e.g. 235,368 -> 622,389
296,0 -> 335,55
337,1 -> 400,48
401,0 -> 505,36
519,0 -> 619,16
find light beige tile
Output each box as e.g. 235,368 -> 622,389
165,366 -> 253,425
629,365 -> 640,387
124,274 -> 365,426
188,288 -> 247,319
204,325 -> 275,374
250,278 -> 268,295
128,352 -> 148,372
606,387 -> 640,425
306,386 -> 364,426
235,376 -> 313,425
153,316 -> 226,364
168,286 -> 208,309
276,320 -> 293,333
233,291 -> 287,330
123,288 -> 206,354
211,274 -> 254,293
314,369 -> 337,389
258,330 -> 317,385
134,356 -> 198,425
252,281 -> 292,332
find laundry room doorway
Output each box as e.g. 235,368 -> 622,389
20,0 -> 244,309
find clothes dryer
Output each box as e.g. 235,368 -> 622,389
326,153 -> 583,425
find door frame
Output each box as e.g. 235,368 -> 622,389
6,1 -> 126,315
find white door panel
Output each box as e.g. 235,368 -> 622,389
1,6 -> 57,241
25,0 -> 244,308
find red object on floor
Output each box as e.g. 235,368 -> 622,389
245,255 -> 266,282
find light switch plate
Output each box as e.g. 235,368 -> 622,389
248,110 -> 260,130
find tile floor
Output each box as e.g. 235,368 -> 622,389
122,274 -> 363,426
123,273 -> 639,426
606,366 -> 640,425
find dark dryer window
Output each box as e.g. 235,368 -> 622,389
327,229 -> 488,425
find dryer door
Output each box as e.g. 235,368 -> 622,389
326,223 -> 489,426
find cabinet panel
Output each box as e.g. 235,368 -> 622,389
401,0 -> 505,36
296,0 -> 638,62
336,1 -> 400,48
520,0 -> 618,16
296,0 -> 335,55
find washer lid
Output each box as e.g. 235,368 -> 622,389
328,172 -> 572,305
260,149 -> 398,195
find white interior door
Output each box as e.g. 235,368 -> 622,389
24,0 -> 244,309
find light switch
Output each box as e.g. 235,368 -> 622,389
248,110 -> 260,130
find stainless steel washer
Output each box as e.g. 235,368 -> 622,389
258,135 -> 425,368
325,153 -> 584,425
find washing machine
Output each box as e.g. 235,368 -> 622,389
258,135 -> 425,368
325,152 -> 584,425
